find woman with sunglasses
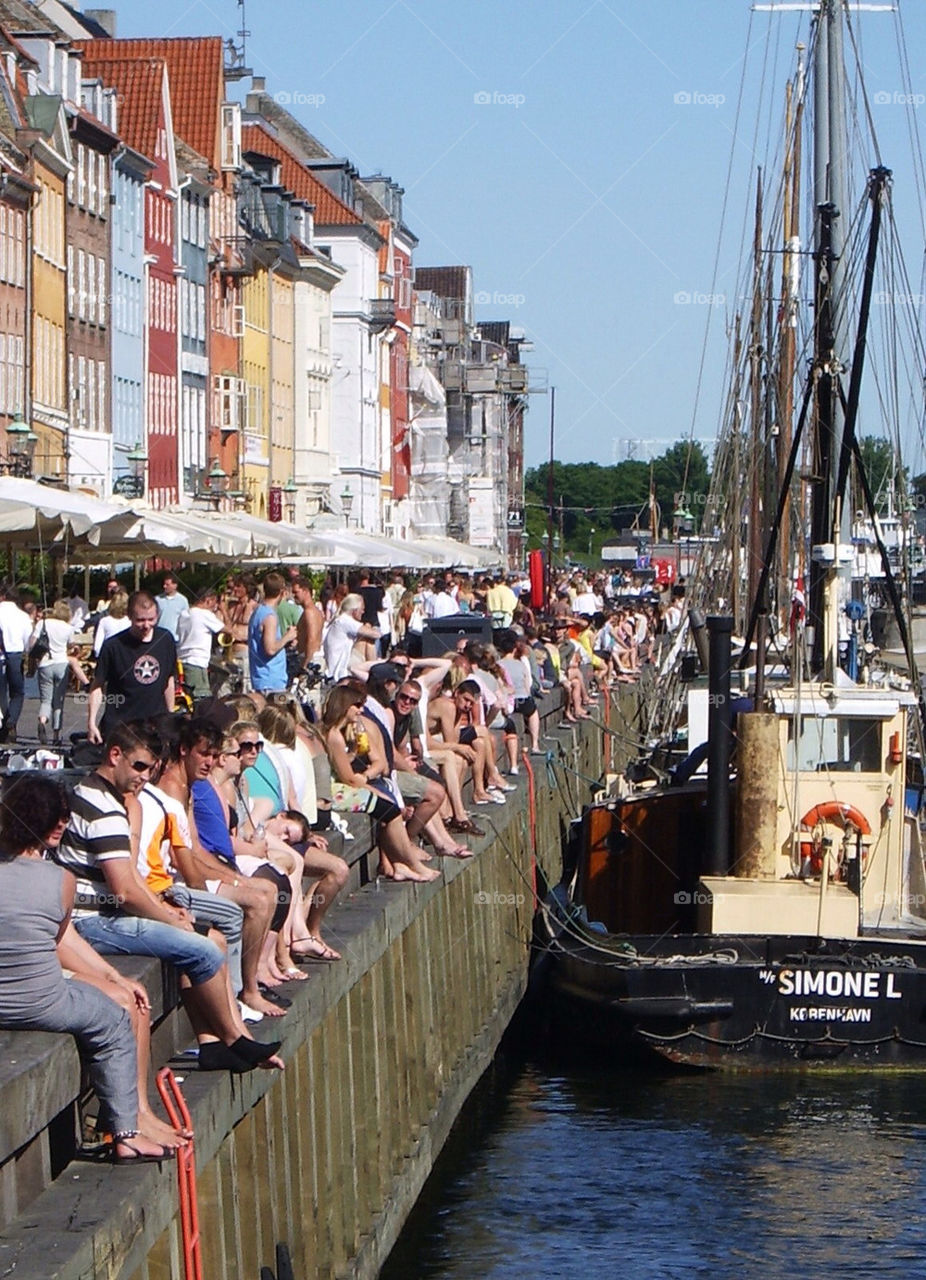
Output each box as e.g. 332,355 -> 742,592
321,686 -> 439,883
0,774 -> 178,1164
211,731 -> 346,963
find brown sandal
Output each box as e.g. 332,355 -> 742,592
447,817 -> 485,838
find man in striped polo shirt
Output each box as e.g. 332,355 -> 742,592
54,719 -> 282,1073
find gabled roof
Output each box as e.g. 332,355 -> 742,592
77,53 -> 161,163
415,266 -> 470,301
72,36 -> 223,170
0,0 -> 56,37
241,121 -> 362,228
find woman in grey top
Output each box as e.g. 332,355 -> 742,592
0,774 -> 175,1164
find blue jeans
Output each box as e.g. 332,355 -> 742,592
75,913 -> 225,986
2,651 -> 24,730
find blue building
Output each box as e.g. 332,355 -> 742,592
176,139 -> 211,498
109,133 -> 150,495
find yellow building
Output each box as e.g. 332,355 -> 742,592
240,246 -> 298,520
28,114 -> 71,482
240,258 -> 270,517
269,269 -> 294,507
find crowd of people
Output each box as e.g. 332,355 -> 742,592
0,560 -> 685,1169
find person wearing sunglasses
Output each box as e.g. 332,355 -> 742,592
53,720 -> 283,1074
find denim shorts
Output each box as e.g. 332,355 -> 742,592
75,912 -> 225,986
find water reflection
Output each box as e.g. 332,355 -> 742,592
382,1058 -> 926,1279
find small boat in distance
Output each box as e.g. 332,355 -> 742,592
538,1 -> 926,1069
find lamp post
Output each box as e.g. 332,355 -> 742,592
207,459 -> 228,509
283,476 -> 298,524
588,526 -> 596,560
340,483 -> 354,528
5,413 -> 37,478
673,502 -> 694,577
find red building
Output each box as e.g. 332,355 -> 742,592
78,52 -> 178,506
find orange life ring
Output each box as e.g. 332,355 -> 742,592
799,801 -> 871,875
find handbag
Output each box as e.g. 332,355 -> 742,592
26,622 -> 49,676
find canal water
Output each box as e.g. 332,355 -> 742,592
382,1051 -> 926,1279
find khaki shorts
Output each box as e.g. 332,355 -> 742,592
397,770 -> 430,802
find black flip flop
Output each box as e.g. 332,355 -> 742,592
258,984 -> 292,1008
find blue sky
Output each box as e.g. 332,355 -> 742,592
111,0 -> 926,471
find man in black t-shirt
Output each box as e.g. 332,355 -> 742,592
88,591 -> 177,743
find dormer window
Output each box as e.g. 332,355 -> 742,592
220,103 -> 241,171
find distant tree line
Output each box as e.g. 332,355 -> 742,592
524,441 -> 711,560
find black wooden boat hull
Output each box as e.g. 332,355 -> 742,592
543,931 -> 926,1068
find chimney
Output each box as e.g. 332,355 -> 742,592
252,76 -> 265,92
85,9 -> 117,36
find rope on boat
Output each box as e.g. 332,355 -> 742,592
633,1023 -> 926,1052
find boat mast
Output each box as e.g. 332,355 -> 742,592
748,171 -> 765,626
778,49 -> 804,630
808,0 -> 852,677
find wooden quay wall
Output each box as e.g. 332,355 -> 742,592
0,688 -> 632,1279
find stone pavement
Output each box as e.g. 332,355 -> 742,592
7,677 -> 90,748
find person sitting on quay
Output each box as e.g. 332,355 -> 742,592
209,723 -> 346,964
426,678 -> 502,808
155,716 -> 288,1019
456,645 -> 519,788
87,592 -> 177,746
391,669 -> 483,840
361,665 -> 471,860
128,748 -> 250,1023
321,683 -> 439,883
0,773 -> 180,1164
53,719 -> 283,1073
497,629 -> 543,761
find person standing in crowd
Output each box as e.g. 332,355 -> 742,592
155,574 -> 189,641
248,573 -> 297,694
485,575 -> 518,627
0,584 -> 34,743
28,599 -> 77,745
426,579 -> 457,620
87,592 -> 177,744
323,594 -> 379,682
93,590 -> 131,656
226,573 -> 257,691
356,572 -> 387,660
177,589 -> 226,705
67,581 -> 89,630
291,577 -> 324,669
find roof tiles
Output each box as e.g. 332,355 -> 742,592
73,36 -> 223,170
77,53 -> 162,162
241,121 -> 361,227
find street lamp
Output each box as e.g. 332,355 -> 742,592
206,459 -> 228,508
340,483 -> 354,528
5,413 -> 37,477
588,526 -> 595,560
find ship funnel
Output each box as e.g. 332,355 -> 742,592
705,616 -> 734,876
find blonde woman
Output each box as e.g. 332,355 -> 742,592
92,590 -> 131,655
28,600 -> 77,745
321,685 -> 438,883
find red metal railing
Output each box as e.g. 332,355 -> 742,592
156,1067 -> 202,1280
